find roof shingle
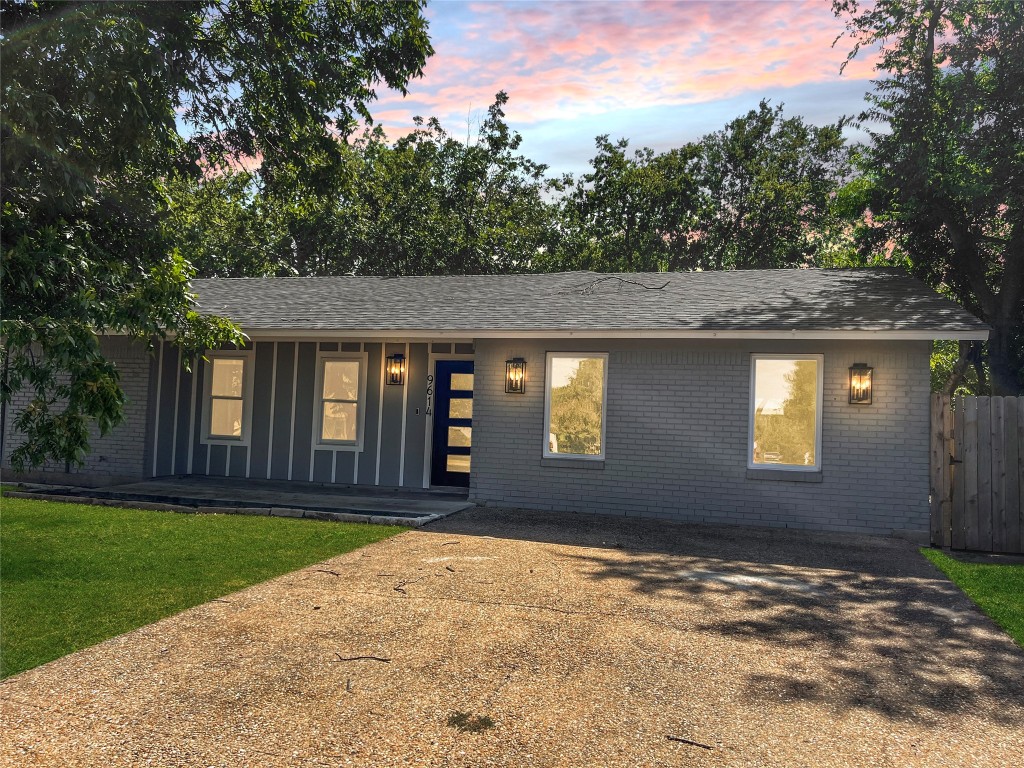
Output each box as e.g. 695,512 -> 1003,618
191,268 -> 988,337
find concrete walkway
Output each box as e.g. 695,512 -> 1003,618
3,508 -> 1023,767
7,476 -> 472,526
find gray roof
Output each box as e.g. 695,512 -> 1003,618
191,269 -> 988,338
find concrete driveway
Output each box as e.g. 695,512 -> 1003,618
3,508 -> 1022,767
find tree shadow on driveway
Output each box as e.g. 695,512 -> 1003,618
428,506 -> 1024,729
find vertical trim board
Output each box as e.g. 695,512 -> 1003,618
170,352 -> 182,473
399,341 -> 410,486
266,341 -> 279,479
186,355 -> 198,474
287,343 -> 299,481
375,346 -> 386,486
193,360 -> 209,476
358,343 -> 382,486
151,341 -> 164,477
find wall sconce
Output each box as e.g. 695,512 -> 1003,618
505,358 -> 526,394
849,363 -> 873,404
385,353 -> 406,385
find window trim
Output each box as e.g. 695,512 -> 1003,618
313,351 -> 368,450
542,351 -> 609,461
747,353 -> 824,473
201,351 -> 255,446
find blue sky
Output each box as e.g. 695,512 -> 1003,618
370,0 -> 881,177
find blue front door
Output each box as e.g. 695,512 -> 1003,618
431,360 -> 473,487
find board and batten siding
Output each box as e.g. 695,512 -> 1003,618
148,339 -> 445,488
470,338 -> 933,538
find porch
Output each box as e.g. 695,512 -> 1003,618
7,476 -> 472,527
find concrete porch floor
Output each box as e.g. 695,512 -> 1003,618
9,476 -> 473,527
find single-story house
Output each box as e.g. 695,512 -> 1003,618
3,268 -> 989,538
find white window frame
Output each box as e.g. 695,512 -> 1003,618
747,353 -> 824,472
201,351 -> 255,446
543,351 -> 609,461
313,351 -> 368,450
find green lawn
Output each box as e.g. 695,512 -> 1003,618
921,547 -> 1024,647
0,496 -> 404,678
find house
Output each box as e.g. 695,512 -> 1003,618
2,269 -> 989,538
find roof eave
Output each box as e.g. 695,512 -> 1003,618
225,327 -> 990,341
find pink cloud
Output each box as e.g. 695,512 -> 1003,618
371,0 -> 879,130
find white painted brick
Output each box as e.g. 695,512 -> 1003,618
469,338 -> 932,537
3,337 -> 152,482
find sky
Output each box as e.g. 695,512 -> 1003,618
370,0 -> 881,177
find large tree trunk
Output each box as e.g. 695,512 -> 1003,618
988,315 -> 1021,395
942,340 -> 974,397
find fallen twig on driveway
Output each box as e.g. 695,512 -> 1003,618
666,735 -> 712,750
332,653 -> 391,663
393,577 -> 422,594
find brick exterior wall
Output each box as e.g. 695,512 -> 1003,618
470,338 -> 932,537
2,336 -> 153,485
1,331 -> 935,538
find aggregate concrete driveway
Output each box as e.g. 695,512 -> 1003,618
3,508 -> 1023,768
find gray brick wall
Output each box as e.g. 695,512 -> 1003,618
470,338 -> 932,537
2,336 -> 153,484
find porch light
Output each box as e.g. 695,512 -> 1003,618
849,363 -> 873,404
385,353 -> 406,386
505,358 -> 526,394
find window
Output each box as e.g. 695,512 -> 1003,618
317,356 -> 364,446
205,354 -> 251,441
749,354 -> 823,471
543,353 -> 608,460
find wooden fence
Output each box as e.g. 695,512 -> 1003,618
930,394 -> 1024,553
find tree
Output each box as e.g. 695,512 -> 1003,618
542,104 -> 848,274
165,171 -> 291,278
753,360 -> 819,465
168,93 -> 554,280
346,92 -> 556,276
834,0 -> 1024,394
1,0 -> 432,468
542,137 -> 700,272
690,101 -> 849,271
548,358 -> 605,455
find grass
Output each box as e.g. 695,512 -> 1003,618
921,547 -> 1024,647
0,496 -> 405,678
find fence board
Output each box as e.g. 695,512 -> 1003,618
990,398 -> 1007,553
976,397 -> 993,551
1005,398 -> 1020,553
929,394 -> 945,547
1019,401 -> 1024,554
952,397 -> 967,550
963,397 -> 980,550
940,394 -> 953,547
939,396 -> 1024,554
